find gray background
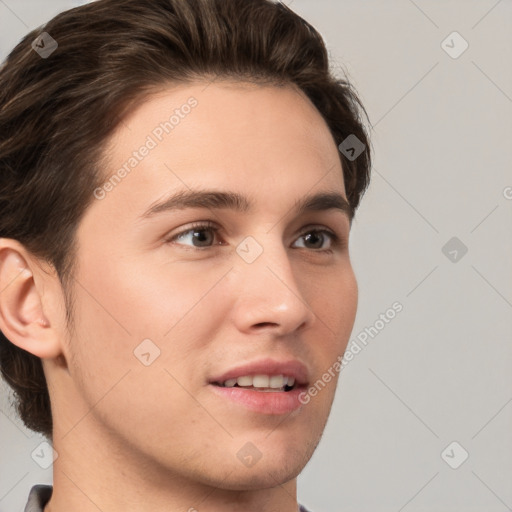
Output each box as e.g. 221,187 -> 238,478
1,1 -> 511,511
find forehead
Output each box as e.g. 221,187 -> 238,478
88,81 -> 346,228
107,81 -> 342,173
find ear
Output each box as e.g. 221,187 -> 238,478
0,238 -> 62,359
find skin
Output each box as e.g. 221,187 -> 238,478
0,81 -> 358,512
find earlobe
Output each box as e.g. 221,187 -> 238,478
0,239 -> 62,359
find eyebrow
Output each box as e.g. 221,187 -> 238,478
140,188 -> 353,222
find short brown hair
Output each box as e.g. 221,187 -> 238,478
0,0 -> 372,440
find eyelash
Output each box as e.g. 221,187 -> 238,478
165,221 -> 344,254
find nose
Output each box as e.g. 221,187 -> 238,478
229,236 -> 317,337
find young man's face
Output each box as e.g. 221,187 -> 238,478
52,81 -> 357,490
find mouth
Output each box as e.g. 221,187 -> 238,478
211,374 -> 298,393
207,359 -> 309,415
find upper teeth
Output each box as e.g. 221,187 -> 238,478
222,375 -> 295,388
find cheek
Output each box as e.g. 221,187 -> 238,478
75,254 -> 225,337
338,267 -> 358,337
65,262 -> 216,439
68,256 -> 229,393
314,263 -> 358,346
309,265 -> 357,402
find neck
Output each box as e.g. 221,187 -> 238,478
45,420 -> 300,512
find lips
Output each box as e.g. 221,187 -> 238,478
208,358 -> 311,414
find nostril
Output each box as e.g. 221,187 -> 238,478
254,322 -> 277,328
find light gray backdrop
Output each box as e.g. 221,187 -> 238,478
0,1 -> 511,511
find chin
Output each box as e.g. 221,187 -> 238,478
172,438 -> 314,492
222,438 -> 317,490
210,459 -> 306,491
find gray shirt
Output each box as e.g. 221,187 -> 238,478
24,485 -> 313,512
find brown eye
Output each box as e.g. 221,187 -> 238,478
166,222 -> 343,253
293,228 -> 339,252
166,222 -> 220,248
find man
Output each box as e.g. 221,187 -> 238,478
0,1 -> 371,511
